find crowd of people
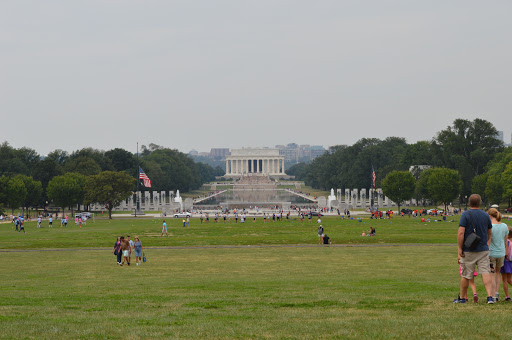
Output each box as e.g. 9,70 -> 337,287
113,235 -> 144,266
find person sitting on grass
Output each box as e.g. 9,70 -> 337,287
323,234 -> 332,245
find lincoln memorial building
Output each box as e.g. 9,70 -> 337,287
225,148 -> 286,176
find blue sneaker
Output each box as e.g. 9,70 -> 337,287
453,298 -> 467,304
487,296 -> 495,304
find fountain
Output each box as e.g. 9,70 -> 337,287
174,190 -> 183,211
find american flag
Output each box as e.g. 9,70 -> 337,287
139,167 -> 152,188
371,165 -> 376,188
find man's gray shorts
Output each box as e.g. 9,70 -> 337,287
460,250 -> 491,279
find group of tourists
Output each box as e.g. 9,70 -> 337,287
113,235 -> 144,266
454,194 -> 511,304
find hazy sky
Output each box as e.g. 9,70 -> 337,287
2,1 -> 511,155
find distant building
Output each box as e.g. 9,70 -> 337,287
188,149 -> 199,156
310,145 -> 326,159
497,131 -> 504,142
275,143 -> 326,163
210,148 -> 230,160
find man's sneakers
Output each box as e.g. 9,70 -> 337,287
505,296 -> 511,301
487,296 -> 494,304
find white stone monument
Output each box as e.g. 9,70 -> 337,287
327,188 -> 337,210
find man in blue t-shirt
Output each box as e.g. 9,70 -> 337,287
455,194 -> 494,304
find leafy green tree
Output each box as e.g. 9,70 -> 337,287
84,171 -> 135,219
381,171 -> 415,213
485,175 -> 503,207
32,158 -> 64,196
46,149 -> 69,166
427,168 -> 463,212
7,176 -> 27,214
287,163 -> 308,180
471,173 -> 488,205
15,175 -> 43,217
502,161 -> 512,206
432,118 -> 503,197
105,148 -> 137,174
47,173 -> 86,216
0,175 -> 9,213
67,148 -> 115,172
415,168 -> 441,206
64,157 -> 102,176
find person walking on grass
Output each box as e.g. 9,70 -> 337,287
127,235 -> 134,265
487,208 -> 509,302
19,217 -> 25,233
454,194 -> 494,304
37,216 -> 41,228
500,226 -> 512,301
161,220 -> 168,237
119,236 -> 130,266
113,236 -> 122,265
49,216 -> 53,228
133,236 -> 144,266
318,225 -> 324,244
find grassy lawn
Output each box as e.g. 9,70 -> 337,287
0,216 -> 462,249
1,216 -> 511,338
299,185 -> 330,197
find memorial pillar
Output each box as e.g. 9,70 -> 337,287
256,159 -> 260,173
226,160 -> 229,174
282,159 -> 285,175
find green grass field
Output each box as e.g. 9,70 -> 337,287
1,216 -> 511,339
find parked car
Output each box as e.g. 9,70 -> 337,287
75,212 -> 93,219
400,209 -> 412,214
427,209 -> 444,215
174,212 -> 192,218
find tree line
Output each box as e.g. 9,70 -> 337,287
0,143 -> 224,216
288,118 -> 509,208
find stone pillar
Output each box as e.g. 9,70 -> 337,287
351,189 -> 358,208
282,159 -> 285,174
384,195 -> 389,207
226,160 -> 229,174
257,159 -> 260,173
152,191 -> 158,209
345,189 -> 350,204
377,188 -> 383,208
360,189 -> 367,210
235,159 -> 239,174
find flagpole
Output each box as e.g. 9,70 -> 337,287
135,143 -> 139,217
